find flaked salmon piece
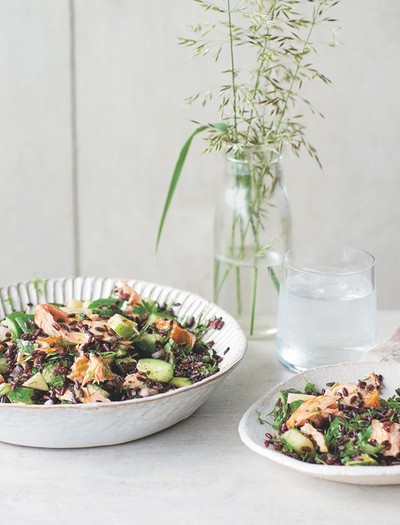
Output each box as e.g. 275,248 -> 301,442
361,372 -> 382,390
123,373 -> 145,389
138,386 -> 159,397
35,304 -> 89,344
68,354 -> 89,383
358,373 -> 381,408
369,419 -> 400,457
80,385 -> 110,404
35,305 -> 124,345
329,383 -> 359,407
170,322 -> 196,348
301,422 -> 328,453
0,374 -> 4,384
329,383 -> 358,396
154,318 -> 173,332
81,354 -> 114,386
35,337 -> 64,354
287,395 -> 340,429
361,389 -> 380,408
115,281 -> 142,308
153,318 -> 195,348
123,373 -> 158,397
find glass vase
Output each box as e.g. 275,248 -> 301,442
213,145 -> 292,339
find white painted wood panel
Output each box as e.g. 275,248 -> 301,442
74,0 -> 400,308
0,0 -> 74,286
74,0 -> 222,300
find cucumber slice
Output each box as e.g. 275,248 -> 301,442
170,377 -> 193,388
87,384 -> 110,398
5,312 -> 25,338
346,455 -> 378,466
66,300 -> 83,309
108,314 -> 139,340
137,358 -> 174,383
280,429 -> 315,456
7,386 -> 35,404
42,362 -> 65,388
22,372 -> 49,392
164,342 -> 175,364
0,356 -> 8,374
60,306 -> 93,317
360,443 -> 385,455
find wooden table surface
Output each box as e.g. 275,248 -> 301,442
1,311 -> 399,525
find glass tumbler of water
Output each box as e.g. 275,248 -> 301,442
276,246 -> 377,372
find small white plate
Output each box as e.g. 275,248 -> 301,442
239,361 -> 400,485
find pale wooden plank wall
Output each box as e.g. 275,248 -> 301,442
0,0 -> 75,284
0,0 -> 399,308
73,0 -> 221,299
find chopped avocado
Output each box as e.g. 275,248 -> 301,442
22,372 -> 49,392
0,383 -> 11,397
135,333 -> 164,357
287,393 -> 316,404
7,386 -> 35,404
280,428 -> 316,456
108,314 -> 139,340
137,358 -> 174,383
0,356 -> 8,374
170,377 -> 193,388
346,455 -> 378,466
42,362 -> 65,388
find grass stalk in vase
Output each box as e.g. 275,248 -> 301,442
156,0 -> 340,337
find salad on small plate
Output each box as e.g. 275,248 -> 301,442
263,372 -> 400,467
239,359 -> 400,485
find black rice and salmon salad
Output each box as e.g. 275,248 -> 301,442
260,372 -> 400,466
0,282 -> 224,405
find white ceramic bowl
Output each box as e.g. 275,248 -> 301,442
0,277 -> 247,448
239,361 -> 400,485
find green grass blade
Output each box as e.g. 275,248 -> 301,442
155,122 -> 227,251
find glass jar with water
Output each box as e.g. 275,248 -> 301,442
214,145 -> 291,339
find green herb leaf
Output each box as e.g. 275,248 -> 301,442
155,122 -> 227,251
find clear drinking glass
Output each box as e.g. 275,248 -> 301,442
276,246 -> 377,372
